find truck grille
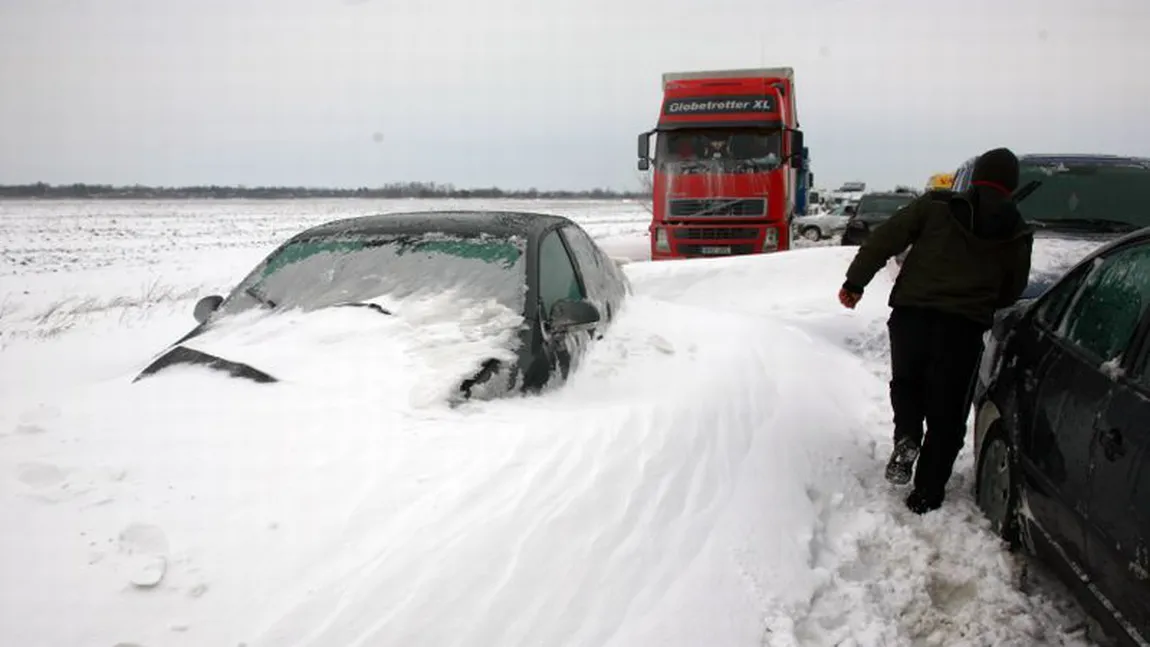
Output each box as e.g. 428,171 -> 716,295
673,227 -> 757,241
668,198 -> 765,218
677,243 -> 756,256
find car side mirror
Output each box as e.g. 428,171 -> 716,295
991,302 -> 1029,341
549,299 -> 601,332
193,294 -> 224,323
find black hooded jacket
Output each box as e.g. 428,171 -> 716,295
843,149 -> 1035,327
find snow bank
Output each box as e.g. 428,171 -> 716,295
0,287 -> 877,647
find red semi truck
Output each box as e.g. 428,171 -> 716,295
637,67 -> 807,260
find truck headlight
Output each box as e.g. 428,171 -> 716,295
762,227 -> 779,252
654,227 -> 670,252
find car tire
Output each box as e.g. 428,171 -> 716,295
800,226 -> 822,241
975,423 -> 1021,550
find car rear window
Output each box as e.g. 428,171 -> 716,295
1019,160 -> 1150,229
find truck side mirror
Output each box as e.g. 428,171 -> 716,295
638,158 -> 650,171
808,172 -> 814,187
637,132 -> 651,163
790,130 -> 805,164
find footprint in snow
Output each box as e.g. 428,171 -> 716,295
16,462 -> 68,488
117,523 -> 170,589
648,334 -> 674,355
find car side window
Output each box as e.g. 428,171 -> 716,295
1034,264 -> 1092,330
1058,244 -> 1150,362
560,225 -> 606,299
537,230 -> 584,317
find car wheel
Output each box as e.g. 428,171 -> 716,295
800,226 -> 822,241
975,423 -> 1021,549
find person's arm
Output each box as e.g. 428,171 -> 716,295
996,235 -> 1034,307
843,199 -> 928,293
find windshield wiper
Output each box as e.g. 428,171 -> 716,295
245,286 -> 277,309
335,302 -> 393,316
1030,218 -> 1141,233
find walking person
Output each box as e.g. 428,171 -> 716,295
837,148 -> 1035,514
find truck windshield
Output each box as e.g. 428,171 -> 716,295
1019,161 -> 1150,230
656,129 -> 782,171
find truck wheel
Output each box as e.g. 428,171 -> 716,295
975,423 -> 1021,550
800,226 -> 822,241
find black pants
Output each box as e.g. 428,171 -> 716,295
888,306 -> 986,500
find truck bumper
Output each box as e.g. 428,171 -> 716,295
649,222 -> 788,260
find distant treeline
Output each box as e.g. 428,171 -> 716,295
0,182 -> 644,200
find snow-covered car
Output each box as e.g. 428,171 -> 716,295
792,204 -> 854,241
135,211 -> 631,400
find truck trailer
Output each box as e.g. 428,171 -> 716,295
637,67 -> 806,260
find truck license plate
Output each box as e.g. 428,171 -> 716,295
700,246 -> 731,255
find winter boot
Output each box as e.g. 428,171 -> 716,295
905,489 -> 943,515
885,437 -> 920,486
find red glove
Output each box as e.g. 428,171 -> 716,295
838,287 -> 862,309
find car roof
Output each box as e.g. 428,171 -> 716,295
289,210 -> 575,241
960,153 -> 1150,169
1020,153 -> 1150,166
860,191 -> 916,198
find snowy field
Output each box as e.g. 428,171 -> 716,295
0,199 -> 1111,646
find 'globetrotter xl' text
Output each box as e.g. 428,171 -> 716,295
663,96 -> 776,115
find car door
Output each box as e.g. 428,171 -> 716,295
536,228 -> 588,380
1082,243 -> 1150,635
1033,243 -> 1150,574
1013,258 -> 1110,567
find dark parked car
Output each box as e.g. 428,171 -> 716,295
972,227 -> 1150,647
953,153 -> 1150,298
135,211 -> 631,400
839,191 -> 918,246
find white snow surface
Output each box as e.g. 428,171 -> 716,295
0,199 -> 1110,646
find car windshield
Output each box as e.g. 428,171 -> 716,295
217,231 -> 527,317
1019,160 -> 1150,230
856,194 -> 915,217
656,128 -> 782,172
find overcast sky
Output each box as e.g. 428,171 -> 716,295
1,0 -> 1147,191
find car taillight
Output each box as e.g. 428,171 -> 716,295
654,227 -> 670,252
762,227 -> 779,252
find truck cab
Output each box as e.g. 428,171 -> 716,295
636,67 -> 806,260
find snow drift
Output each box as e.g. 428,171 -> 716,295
1,285 -> 878,647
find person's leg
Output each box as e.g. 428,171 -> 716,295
885,306 -> 931,484
909,313 -> 986,512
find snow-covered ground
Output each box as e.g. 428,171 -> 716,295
0,199 -> 1112,646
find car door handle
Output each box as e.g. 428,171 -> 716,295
1021,367 -> 1037,391
1098,428 -> 1126,461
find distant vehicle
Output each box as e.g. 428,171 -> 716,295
839,191 -> 917,246
636,67 -> 806,259
952,153 -> 1150,297
926,172 -> 955,191
793,202 -> 854,241
135,211 -> 631,400
972,226 -> 1150,647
